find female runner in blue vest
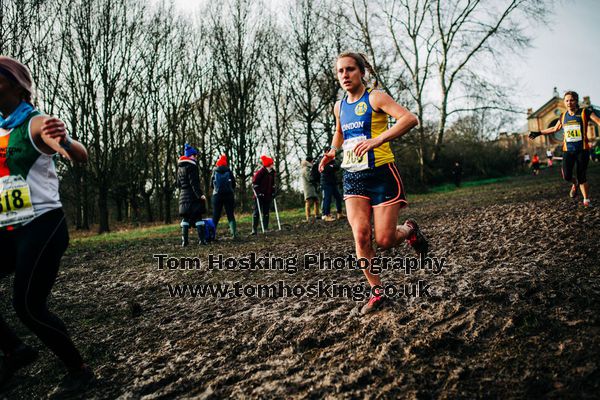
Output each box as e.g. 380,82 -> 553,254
320,52 -> 428,315
0,56 -> 93,395
529,91 -> 600,207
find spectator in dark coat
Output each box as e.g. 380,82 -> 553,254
211,154 -> 237,239
177,143 -> 207,246
452,161 -> 462,187
320,147 -> 344,221
251,155 -> 276,234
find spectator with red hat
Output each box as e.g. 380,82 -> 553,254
251,155 -> 277,234
211,154 -> 237,239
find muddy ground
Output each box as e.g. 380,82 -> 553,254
2,164 -> 600,399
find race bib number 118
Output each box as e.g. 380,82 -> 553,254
0,175 -> 35,228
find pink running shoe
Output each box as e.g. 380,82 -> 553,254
360,295 -> 388,315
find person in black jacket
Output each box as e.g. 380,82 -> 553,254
177,144 -> 207,246
320,147 -> 344,221
211,154 -> 237,239
452,161 -> 462,187
251,155 -> 276,235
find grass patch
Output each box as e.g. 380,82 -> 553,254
428,176 -> 512,193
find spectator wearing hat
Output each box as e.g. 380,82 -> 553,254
177,143 -> 207,245
251,155 -> 276,234
211,154 -> 237,239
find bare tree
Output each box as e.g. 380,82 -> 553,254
287,0 -> 336,158
133,5 -> 175,223
259,20 -> 295,189
61,0 -> 147,232
384,0 -> 436,182
209,0 -> 266,210
157,15 -> 201,223
342,0 -> 398,95
431,0 -> 547,162
188,15 -> 218,200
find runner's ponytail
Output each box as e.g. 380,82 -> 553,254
357,53 -> 379,90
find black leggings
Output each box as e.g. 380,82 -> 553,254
0,208 -> 83,370
212,193 -> 235,227
562,150 -> 589,184
253,197 -> 272,231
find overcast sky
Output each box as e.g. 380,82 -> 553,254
518,0 -> 600,110
172,0 -> 600,113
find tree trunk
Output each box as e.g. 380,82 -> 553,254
432,94 -> 448,163
82,169 -> 90,230
97,185 -> 110,233
142,192 -> 153,222
163,187 -> 173,224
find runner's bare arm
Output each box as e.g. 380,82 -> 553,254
30,116 -> 88,162
540,119 -> 562,135
320,101 -> 343,172
589,112 -> 600,126
354,90 -> 418,158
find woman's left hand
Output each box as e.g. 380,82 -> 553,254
354,137 -> 382,158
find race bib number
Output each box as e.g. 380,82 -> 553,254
564,124 -> 582,143
0,175 -> 35,228
341,135 -> 369,172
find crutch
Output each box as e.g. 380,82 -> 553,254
273,197 -> 282,231
251,185 -> 265,233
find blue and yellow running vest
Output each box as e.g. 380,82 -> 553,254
561,108 -> 591,152
339,88 -> 394,170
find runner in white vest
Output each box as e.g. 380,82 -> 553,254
0,56 -> 93,396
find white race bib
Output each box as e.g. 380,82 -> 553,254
341,135 -> 369,172
564,123 -> 582,143
0,175 -> 35,228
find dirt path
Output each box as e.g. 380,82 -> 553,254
2,165 -> 599,399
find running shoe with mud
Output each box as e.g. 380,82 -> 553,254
404,219 -> 429,258
583,199 -> 591,207
360,295 -> 388,315
569,184 -> 577,198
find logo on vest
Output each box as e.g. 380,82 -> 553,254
355,102 -> 367,116
341,121 -> 365,132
